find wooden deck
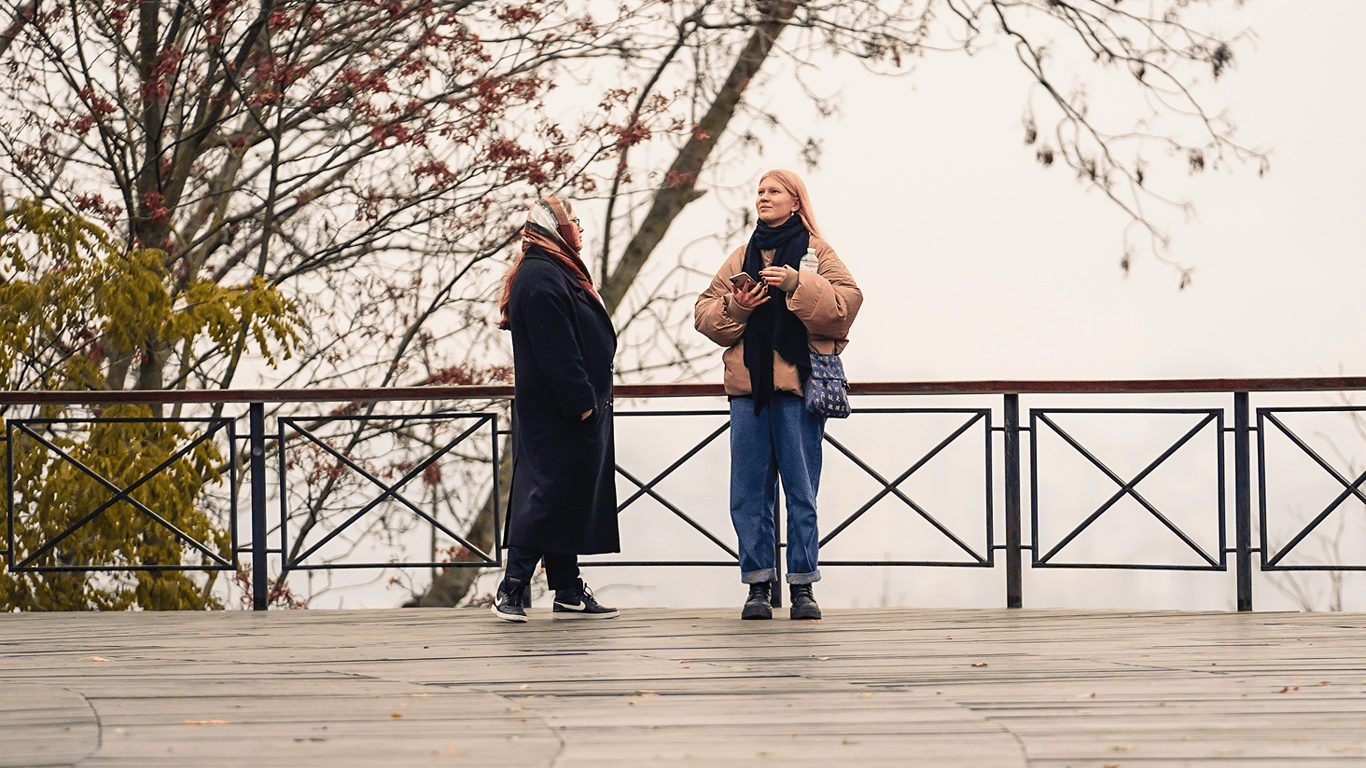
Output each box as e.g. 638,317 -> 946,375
2,607 -> 1364,767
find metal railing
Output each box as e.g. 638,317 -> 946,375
4,377 -> 1366,611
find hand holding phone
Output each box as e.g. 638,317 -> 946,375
729,272 -> 758,292
729,271 -> 768,310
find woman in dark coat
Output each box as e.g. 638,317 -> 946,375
491,194 -> 620,622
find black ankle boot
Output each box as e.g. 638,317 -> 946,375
741,582 -> 772,620
789,583 -> 821,620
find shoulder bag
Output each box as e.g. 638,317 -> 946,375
804,351 -> 850,419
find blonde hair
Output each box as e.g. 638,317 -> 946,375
760,169 -> 821,239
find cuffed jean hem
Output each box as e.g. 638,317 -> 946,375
741,568 -> 777,584
785,569 -> 820,585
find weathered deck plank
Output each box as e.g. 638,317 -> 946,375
1,607 -> 1364,766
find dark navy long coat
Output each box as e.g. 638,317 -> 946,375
504,248 -> 619,555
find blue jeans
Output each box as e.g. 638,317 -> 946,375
729,395 -> 825,585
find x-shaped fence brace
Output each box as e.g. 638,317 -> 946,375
819,409 -> 992,566
613,409 -> 993,567
278,414 -> 500,571
1258,408 -> 1366,570
6,417 -> 237,572
614,412 -> 738,561
1030,409 -> 1225,570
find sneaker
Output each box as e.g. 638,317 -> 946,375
741,582 -> 772,620
552,579 -> 619,620
491,578 -> 530,623
789,583 -> 821,620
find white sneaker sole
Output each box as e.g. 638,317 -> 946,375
552,609 -> 619,620
491,604 -> 528,623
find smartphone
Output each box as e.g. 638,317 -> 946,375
728,272 -> 758,291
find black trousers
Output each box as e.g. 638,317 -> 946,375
504,546 -> 581,591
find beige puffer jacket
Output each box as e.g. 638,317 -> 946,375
694,235 -> 862,397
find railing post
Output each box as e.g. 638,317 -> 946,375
249,403 -> 269,611
1004,393 -> 1023,608
771,495 -> 783,608
1234,391 -> 1253,612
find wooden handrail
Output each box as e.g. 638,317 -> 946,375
3,376 -> 1366,406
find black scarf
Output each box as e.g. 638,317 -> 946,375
741,215 -> 812,414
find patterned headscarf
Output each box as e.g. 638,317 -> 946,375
498,195 -> 599,329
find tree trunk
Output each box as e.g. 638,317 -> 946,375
600,2 -> 797,311
405,444 -> 512,607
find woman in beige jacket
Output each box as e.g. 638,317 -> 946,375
694,170 -> 862,620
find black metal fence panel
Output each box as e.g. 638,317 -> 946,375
4,379 -> 1366,609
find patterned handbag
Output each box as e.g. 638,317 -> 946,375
804,351 -> 851,419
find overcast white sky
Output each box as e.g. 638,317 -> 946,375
873,2 -> 1363,383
